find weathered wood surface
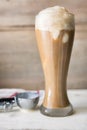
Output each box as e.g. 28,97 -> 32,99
0,0 -> 87,26
0,0 -> 87,89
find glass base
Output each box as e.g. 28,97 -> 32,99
40,104 -> 73,117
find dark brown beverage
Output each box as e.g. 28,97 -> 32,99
35,6 -> 75,117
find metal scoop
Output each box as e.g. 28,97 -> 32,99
0,91 -> 39,112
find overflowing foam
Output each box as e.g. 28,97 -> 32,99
35,6 -> 75,39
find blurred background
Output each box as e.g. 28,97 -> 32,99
0,0 -> 86,90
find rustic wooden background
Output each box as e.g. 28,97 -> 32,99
0,0 -> 87,90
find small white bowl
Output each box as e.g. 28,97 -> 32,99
16,91 -> 39,110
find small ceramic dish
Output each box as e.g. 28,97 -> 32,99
16,91 -> 39,110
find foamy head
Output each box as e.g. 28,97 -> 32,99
35,6 -> 75,39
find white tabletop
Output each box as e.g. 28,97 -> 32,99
0,89 -> 87,130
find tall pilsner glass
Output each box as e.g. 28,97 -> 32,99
35,6 -> 75,117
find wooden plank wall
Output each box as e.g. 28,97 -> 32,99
0,0 -> 87,89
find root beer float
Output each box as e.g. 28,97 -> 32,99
35,6 -> 75,117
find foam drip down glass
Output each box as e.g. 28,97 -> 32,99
35,6 -> 75,117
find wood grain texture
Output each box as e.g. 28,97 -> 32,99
0,0 -> 87,26
0,0 -> 87,89
0,29 -> 44,90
